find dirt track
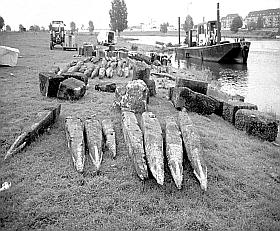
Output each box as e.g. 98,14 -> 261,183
0,32 -> 280,230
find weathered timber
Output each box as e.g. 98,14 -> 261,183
222,100 -> 258,125
178,110 -> 207,191
171,87 -> 219,115
101,119 -> 116,158
175,77 -> 208,95
115,80 -> 149,113
57,78 -> 86,100
145,79 -> 156,97
235,109 -> 278,142
165,118 -> 184,189
61,72 -> 88,85
65,117 -> 85,173
122,111 -> 149,180
39,72 -> 67,97
95,82 -> 116,93
5,104 -> 61,160
84,118 -> 103,171
141,112 -> 164,185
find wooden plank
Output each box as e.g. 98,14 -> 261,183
178,110 -> 207,191
4,104 -> 61,160
122,111 -> 149,180
65,117 -> 85,173
165,118 -> 183,189
84,118 -> 103,171
141,112 -> 164,185
101,119 -> 116,158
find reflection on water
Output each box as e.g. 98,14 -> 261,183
173,40 -> 280,115
173,57 -> 249,96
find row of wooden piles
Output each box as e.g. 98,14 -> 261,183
122,110 -> 207,191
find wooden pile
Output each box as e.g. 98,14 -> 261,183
64,117 -> 116,173
122,110 -> 207,191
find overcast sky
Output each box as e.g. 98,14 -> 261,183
1,0 -> 280,30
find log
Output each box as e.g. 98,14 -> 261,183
178,110 -> 207,191
141,112 -> 164,185
101,119 -> 116,158
84,118 -> 103,171
235,109 -> 278,142
222,100 -> 258,125
39,72 -> 67,97
5,104 -> 61,160
65,117 -> 85,173
122,111 -> 149,180
57,78 -> 86,100
165,118 -> 183,189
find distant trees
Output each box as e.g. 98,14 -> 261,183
160,23 -> 169,33
183,15 -> 194,32
19,24 -> 26,32
6,25 -> 11,31
109,0 -> 128,35
29,25 -> 40,32
88,20 -> 94,34
70,21 -> 76,34
0,16 -> 4,31
230,16 -> 243,33
247,21 -> 257,31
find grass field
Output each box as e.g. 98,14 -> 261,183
0,32 -> 279,230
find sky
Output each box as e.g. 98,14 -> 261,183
1,0 -> 280,31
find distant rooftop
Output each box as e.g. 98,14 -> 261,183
248,8 -> 280,17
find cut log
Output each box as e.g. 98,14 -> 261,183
165,118 -> 183,189
61,72 -> 88,85
84,118 -> 103,171
5,104 -> 61,160
175,77 -> 208,95
122,111 -> 149,180
95,82 -> 116,93
141,112 -> 164,185
39,72 -> 67,97
101,119 -> 116,158
178,110 -> 207,191
57,78 -> 86,100
235,109 -> 278,142
222,100 -> 258,125
65,117 -> 85,173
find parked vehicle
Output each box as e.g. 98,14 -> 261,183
97,30 -> 115,46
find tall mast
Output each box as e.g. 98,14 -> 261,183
217,2 -> 221,44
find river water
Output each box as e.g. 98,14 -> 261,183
124,35 -> 280,115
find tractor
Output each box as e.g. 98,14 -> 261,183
49,21 -> 77,50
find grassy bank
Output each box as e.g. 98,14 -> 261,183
0,32 -> 279,230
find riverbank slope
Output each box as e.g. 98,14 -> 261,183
0,31 -> 279,230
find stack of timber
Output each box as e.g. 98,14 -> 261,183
178,110 -> 207,191
122,111 -> 149,180
4,104 -> 61,160
141,112 -> 165,185
84,118 -> 103,171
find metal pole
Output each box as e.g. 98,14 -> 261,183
178,17 -> 181,44
217,2 -> 221,44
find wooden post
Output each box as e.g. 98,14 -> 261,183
178,17 -> 181,44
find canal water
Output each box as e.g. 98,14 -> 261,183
125,36 -> 280,115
